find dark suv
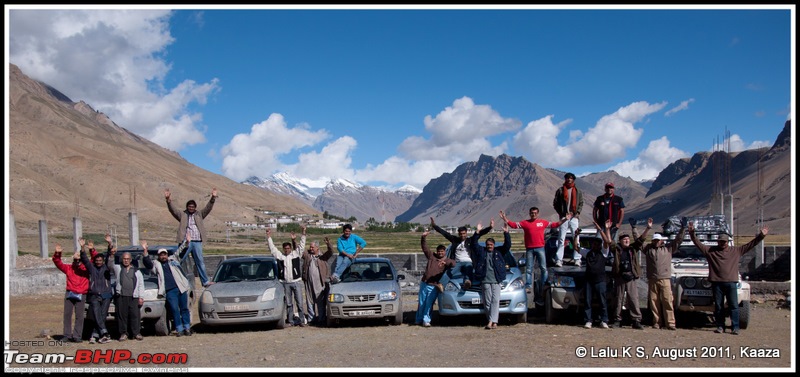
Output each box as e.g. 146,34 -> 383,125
84,244 -> 197,337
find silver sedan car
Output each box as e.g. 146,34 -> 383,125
198,256 -> 287,329
326,257 -> 404,327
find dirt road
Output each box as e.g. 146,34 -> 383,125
5,293 -> 793,370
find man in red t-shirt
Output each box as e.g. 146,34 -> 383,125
499,208 -> 566,306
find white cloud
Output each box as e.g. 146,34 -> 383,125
8,9 -> 219,152
712,134 -> 772,152
664,98 -> 694,116
513,101 -> 667,167
356,157 -> 460,188
289,136 -> 358,181
608,136 -> 690,181
220,113 -> 330,181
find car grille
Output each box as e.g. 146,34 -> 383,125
216,311 -> 260,319
681,297 -> 713,306
347,294 -> 376,302
217,296 -> 259,303
342,305 -> 383,315
458,299 -> 511,309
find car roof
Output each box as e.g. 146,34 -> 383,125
221,256 -> 276,263
352,257 -> 392,264
115,244 -> 179,255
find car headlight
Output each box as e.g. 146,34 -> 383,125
550,275 -> 575,288
329,293 -> 344,303
201,290 -> 214,305
140,289 -> 158,301
505,278 -> 525,291
261,287 -> 276,302
701,278 -> 712,288
378,291 -> 398,301
683,277 -> 697,289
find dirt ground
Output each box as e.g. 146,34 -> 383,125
5,291 -> 794,371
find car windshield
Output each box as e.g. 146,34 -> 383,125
341,262 -> 394,282
214,260 -> 276,282
674,245 -> 706,260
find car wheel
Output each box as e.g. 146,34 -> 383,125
516,311 -> 528,324
153,309 -> 169,336
391,310 -> 403,325
274,304 -> 287,330
326,315 -> 336,328
739,300 -> 750,329
544,288 -> 556,324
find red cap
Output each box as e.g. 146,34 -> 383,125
605,182 -> 615,188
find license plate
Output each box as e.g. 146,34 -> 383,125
224,304 -> 250,311
684,289 -> 712,297
349,310 -> 375,316
471,297 -> 482,305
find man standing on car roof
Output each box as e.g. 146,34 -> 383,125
688,221 -> 768,335
593,182 -> 625,242
553,172 -> 584,267
165,187 -> 217,288
607,218 -> 652,330
142,236 -> 193,337
642,219 -> 686,331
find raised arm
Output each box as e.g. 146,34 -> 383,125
141,240 -> 154,270
420,231 -> 433,259
52,244 -> 69,273
200,187 -> 217,218
430,217 -> 457,242
266,228 -> 282,258
165,188 -> 182,221
598,219 -> 613,247
321,237 -> 334,261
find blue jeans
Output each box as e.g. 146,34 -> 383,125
165,287 -> 191,333
713,282 -> 739,330
415,282 -> 438,325
557,217 -> 581,262
526,247 -> 547,301
440,261 -> 474,286
584,280 -> 608,324
182,241 -> 210,286
332,254 -> 354,278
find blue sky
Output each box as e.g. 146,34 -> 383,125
6,5 -> 795,190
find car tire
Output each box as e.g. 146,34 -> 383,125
153,308 -> 169,336
515,310 -> 528,324
391,309 -> 403,325
274,304 -> 287,330
544,288 -> 556,324
739,300 -> 750,329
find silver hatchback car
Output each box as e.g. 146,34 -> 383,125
198,256 -> 287,329
326,257 -> 404,327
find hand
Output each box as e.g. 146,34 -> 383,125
105,233 -> 112,244
628,217 -> 636,227
302,225 -> 307,235
72,251 -> 80,260
55,244 -> 63,254
290,232 -> 296,241
687,221 -> 694,232
575,227 -> 582,235
211,188 -> 218,198
477,222 -> 483,230
87,239 -> 94,249
760,226 -> 769,237
141,240 -> 148,255
266,228 -> 271,237
490,218 -> 495,228
565,213 -> 573,221
79,238 -> 85,247
429,217 -> 436,227
681,216 -> 689,227
324,236 -> 330,244
164,188 -> 171,200
138,298 -> 144,307
647,218 -> 653,228
605,219 -> 613,229
185,232 -> 191,242
422,230 -> 430,237
498,210 -> 506,221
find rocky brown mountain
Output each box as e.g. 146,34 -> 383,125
8,63 -> 317,245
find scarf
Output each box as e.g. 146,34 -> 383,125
604,194 -> 614,222
562,182 -> 578,214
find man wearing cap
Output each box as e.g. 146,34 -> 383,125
592,182 -> 625,241
688,222 -> 768,335
606,218 -> 652,330
642,221 -> 686,331
141,237 -> 193,337
553,172 -> 584,267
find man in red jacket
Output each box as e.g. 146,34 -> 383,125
52,244 -> 91,343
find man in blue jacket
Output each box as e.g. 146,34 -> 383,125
471,219 -> 513,330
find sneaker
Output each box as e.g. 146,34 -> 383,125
330,275 -> 340,284
666,326 -> 677,331
584,322 -> 592,329
600,322 -> 609,329
423,322 -> 431,328
731,328 -> 740,335
463,280 -> 472,290
611,321 -> 622,328
714,326 -> 724,334
118,334 -> 128,342
88,337 -> 97,344
434,282 -> 444,293
175,331 -> 183,337
134,334 -> 143,341
183,329 -> 192,336
203,282 -> 215,288
632,321 -> 644,330
555,261 -> 563,267
567,259 -> 581,266
98,335 -> 111,344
